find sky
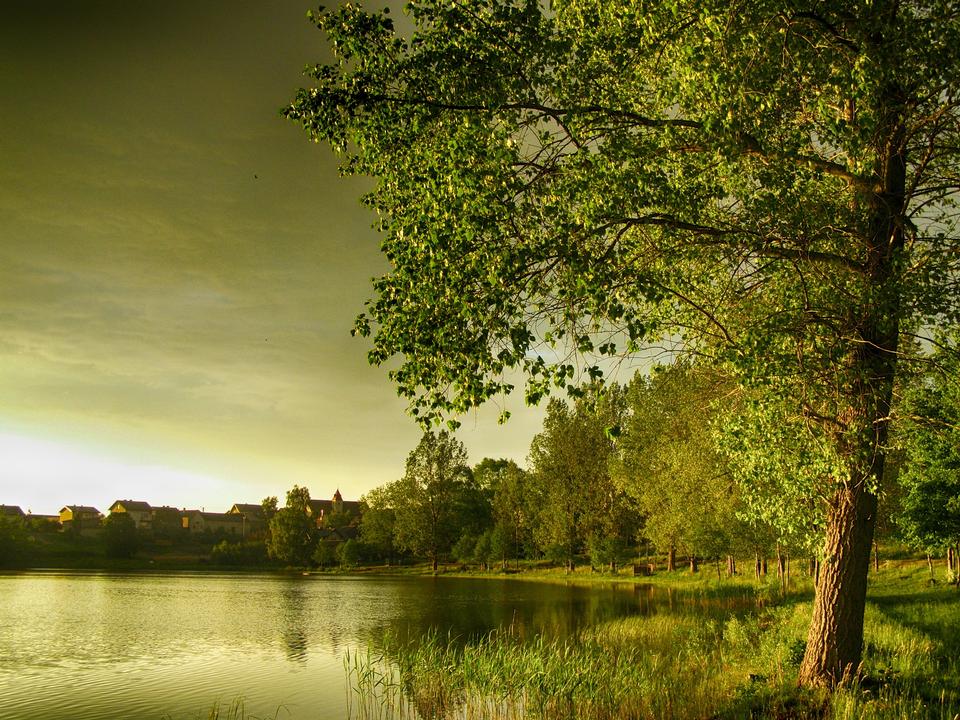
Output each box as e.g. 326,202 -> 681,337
0,0 -> 546,515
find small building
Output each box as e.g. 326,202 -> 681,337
182,510 -> 245,536
59,505 -> 102,534
307,489 -> 362,528
227,503 -> 267,536
108,500 -> 154,530
0,505 -> 26,519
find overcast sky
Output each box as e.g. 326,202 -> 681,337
0,0 -> 546,515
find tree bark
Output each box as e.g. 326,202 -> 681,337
873,541 -> 880,572
667,546 -> 676,572
798,485 -> 878,687
798,38 -> 906,684
689,554 -> 698,573
755,551 -> 762,580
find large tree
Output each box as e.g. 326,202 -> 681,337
288,0 -> 960,686
391,430 -> 473,571
614,365 -> 735,571
267,485 -> 318,566
528,388 -> 625,570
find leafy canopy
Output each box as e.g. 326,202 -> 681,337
287,0 -> 960,440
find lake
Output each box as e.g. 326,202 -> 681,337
0,571 -> 731,720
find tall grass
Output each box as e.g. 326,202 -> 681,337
345,583 -> 960,720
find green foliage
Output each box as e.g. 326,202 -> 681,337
102,513 -> 139,559
267,486 -> 317,566
289,2 -> 960,678
337,539 -> 363,568
588,535 -> 632,571
452,533 -> 477,565
260,496 -> 278,522
347,571 -> 960,720
614,366 -> 740,560
325,508 -> 356,530
359,487 -> 398,562
896,339 -> 960,555
288,0 -> 960,449
210,540 -> 268,566
0,515 -> 28,566
284,485 -> 311,515
528,387 -> 631,568
390,430 -> 474,567
152,507 -> 186,544
313,540 -> 337,569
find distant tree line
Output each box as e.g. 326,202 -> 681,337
349,360 -> 960,582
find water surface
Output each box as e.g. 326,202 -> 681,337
0,571 -> 738,719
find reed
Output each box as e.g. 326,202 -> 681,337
345,587 -> 960,720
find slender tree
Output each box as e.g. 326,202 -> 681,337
288,1 -> 960,686
897,342 -> 960,583
267,486 -> 317,566
392,430 -> 473,571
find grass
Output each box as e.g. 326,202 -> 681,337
163,698 -> 290,720
344,562 -> 960,720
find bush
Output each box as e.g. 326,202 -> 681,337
210,540 -> 268,566
313,540 -> 337,568
337,539 -> 363,568
0,515 -> 28,566
103,513 -> 139,559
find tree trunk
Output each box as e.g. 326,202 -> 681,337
755,551 -> 762,580
797,41 -> 907,687
798,484 -> 879,687
873,541 -> 880,572
776,543 -> 785,579
667,546 -> 676,572
431,556 -> 438,573
809,556 -> 817,577
762,557 -> 767,576
716,558 -> 722,582
689,554 -> 698,573
727,555 -> 736,576
948,547 -> 955,575
927,553 -> 934,576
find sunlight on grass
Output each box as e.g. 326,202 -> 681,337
344,572 -> 960,720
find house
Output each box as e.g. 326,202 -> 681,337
107,500 -> 153,529
59,506 -> 102,534
0,505 -> 25,519
306,489 -> 362,528
226,503 -> 267,536
182,510 -> 245,536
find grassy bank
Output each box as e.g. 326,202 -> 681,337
344,563 -> 959,720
